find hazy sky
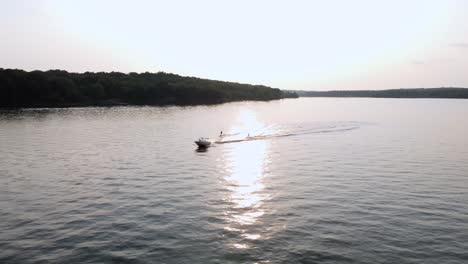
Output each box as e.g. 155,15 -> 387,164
1,0 -> 468,90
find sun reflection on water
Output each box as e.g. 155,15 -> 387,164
221,109 -> 271,249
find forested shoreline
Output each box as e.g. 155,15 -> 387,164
294,88 -> 468,99
0,69 -> 297,108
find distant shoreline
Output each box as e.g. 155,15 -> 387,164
292,88 -> 468,99
0,68 -> 298,108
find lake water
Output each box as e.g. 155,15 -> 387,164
1,98 -> 467,263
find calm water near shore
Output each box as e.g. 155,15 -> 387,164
1,98 -> 467,263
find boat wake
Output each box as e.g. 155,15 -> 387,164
215,121 -> 363,144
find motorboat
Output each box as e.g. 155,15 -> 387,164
194,137 -> 212,148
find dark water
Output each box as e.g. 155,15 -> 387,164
1,98 -> 467,263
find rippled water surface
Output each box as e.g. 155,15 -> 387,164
1,98 -> 468,263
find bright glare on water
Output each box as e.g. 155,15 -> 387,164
1,98 -> 468,263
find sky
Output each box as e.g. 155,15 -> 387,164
1,0 -> 468,90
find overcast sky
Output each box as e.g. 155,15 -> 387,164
1,0 -> 468,90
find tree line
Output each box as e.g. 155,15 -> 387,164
294,88 -> 468,99
0,69 -> 298,108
